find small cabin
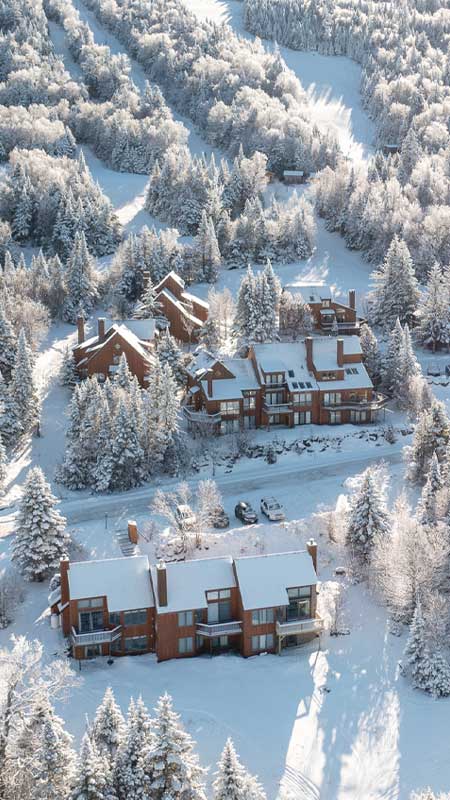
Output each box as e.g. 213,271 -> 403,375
283,169 -> 307,185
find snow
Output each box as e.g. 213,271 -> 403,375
285,283 -> 332,304
150,556 -> 236,614
201,358 -> 260,400
234,550 -> 317,610
68,555 -> 154,612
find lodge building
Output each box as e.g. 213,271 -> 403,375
280,283 -> 362,336
184,335 -> 387,434
50,536 -> 321,662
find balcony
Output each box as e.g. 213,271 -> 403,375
183,407 -> 221,424
196,621 -> 243,638
71,626 -> 122,646
263,403 -> 293,414
323,392 -> 388,412
276,616 -> 324,636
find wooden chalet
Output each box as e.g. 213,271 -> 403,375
154,271 -> 209,343
73,316 -> 156,387
281,283 -> 362,335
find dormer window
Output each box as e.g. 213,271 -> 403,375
322,300 -> 330,307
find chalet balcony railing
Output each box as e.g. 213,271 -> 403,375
276,616 -> 324,636
71,626 -> 122,646
323,392 -> 388,412
320,319 -> 360,330
263,402 -> 293,414
196,621 -> 243,638
182,407 -> 221,423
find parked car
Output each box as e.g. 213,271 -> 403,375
445,364 -> 450,377
175,504 -> 196,530
260,497 -> 285,521
427,362 -> 441,376
212,507 -> 229,529
234,501 -> 258,524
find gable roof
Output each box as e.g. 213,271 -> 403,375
158,288 -> 204,327
154,270 -> 185,293
150,557 -> 236,614
68,555 -> 154,612
284,283 -> 332,304
200,357 -> 260,400
74,323 -> 154,366
234,551 -> 317,610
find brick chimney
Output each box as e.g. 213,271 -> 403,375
142,271 -> 150,289
77,315 -> 85,345
97,317 -> 106,341
206,369 -> 213,398
348,289 -> 356,310
337,337 -> 344,367
59,558 -> 71,635
127,520 -> 138,545
306,539 -> 318,573
156,563 -> 168,607
305,337 -> 314,372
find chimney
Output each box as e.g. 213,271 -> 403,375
206,369 -> 213,398
97,317 -> 106,341
305,337 -> 314,372
348,289 -> 356,310
127,520 -> 138,545
337,337 -> 344,367
142,271 -> 150,290
77,315 -> 85,345
59,557 -> 71,635
156,563 -> 168,607
307,539 -> 318,573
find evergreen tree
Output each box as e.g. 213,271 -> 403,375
193,211 -> 221,283
403,598 -> 429,688
234,266 -> 258,342
91,687 -> 126,760
114,697 -> 152,800
115,353 -> 134,392
382,318 -> 405,397
213,738 -> 266,800
63,230 -> 98,323
370,236 -> 420,330
60,344 -> 78,387
12,175 -> 33,241
133,275 -> 161,319
92,397 -> 115,494
199,315 -> 222,353
407,400 -> 450,482
9,328 -> 39,436
156,329 -> 185,384
397,324 -> 421,408
417,452 -> 443,526
0,302 -> 17,380
0,368 -> 16,443
416,263 -> 450,351
346,466 -> 391,562
0,431 -> 6,495
262,259 -> 281,311
12,466 -> 69,581
360,323 -> 382,384
139,693 -> 206,800
70,733 -> 117,800
34,705 -> 76,800
110,400 -> 145,490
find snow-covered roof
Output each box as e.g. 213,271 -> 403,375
186,349 -> 217,379
201,358 -> 259,400
317,364 -> 373,391
181,290 -> 209,310
234,551 -> 317,610
252,342 -> 318,392
155,270 -> 185,292
283,170 -> 305,176
158,288 -> 204,327
284,283 -> 331,304
116,319 -> 156,341
150,557 -> 236,614
68,556 -> 154,612
311,336 -> 362,371
74,323 -> 154,364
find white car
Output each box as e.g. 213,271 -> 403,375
260,497 -> 285,521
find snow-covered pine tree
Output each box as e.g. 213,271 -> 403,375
397,324 -> 422,408
92,396 -> 115,493
109,400 -> 145,490
417,452 -> 443,527
213,738 -> 266,800
12,175 -> 34,242
262,258 -> 281,310
139,693 -> 207,800
63,230 -> 98,323
402,597 -> 428,687
199,315 -> 222,353
156,329 -> 185,384
12,466 -> 69,581
406,400 -> 450,482
9,328 -> 39,436
234,266 -> 258,342
370,236 -> 420,330
114,697 -> 153,800
253,272 -> 277,343
416,263 -> 450,351
115,353 -> 134,392
133,274 -> 161,319
60,344 -> 78,387
0,302 -> 17,380
90,687 -> 125,760
70,733 -> 117,800
382,318 -> 405,397
193,210 -> 221,283
359,323 -> 382,384
0,431 -> 6,495
346,465 -> 390,562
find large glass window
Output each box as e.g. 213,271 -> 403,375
265,373 -> 283,385
287,587 -> 311,621
123,609 -> 147,626
220,401 -> 240,415
329,411 -> 341,424
243,394 -> 256,409
178,637 -> 193,654
294,411 -> 311,425
79,610 -> 104,633
109,612 -> 121,627
266,391 -> 284,406
323,393 -> 341,406
178,611 -> 194,627
252,634 -> 274,651
252,608 -> 274,625
124,636 -> 147,653
78,598 -> 103,609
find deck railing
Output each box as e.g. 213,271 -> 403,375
71,626 -> 122,646
276,616 -> 324,636
196,621 -> 243,638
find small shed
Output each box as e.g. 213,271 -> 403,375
283,169 -> 307,185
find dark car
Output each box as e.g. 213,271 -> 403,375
235,501 -> 258,524
212,507 -> 229,529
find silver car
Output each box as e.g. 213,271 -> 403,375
260,497 -> 285,521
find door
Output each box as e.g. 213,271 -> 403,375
207,603 -> 219,624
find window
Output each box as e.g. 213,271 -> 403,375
293,392 -> 312,404
345,367 -> 358,375
266,391 -> 284,406
322,300 -> 330,307
109,612 -> 121,627
244,415 -> 256,429
178,637 -> 193,654
243,393 -> 256,409
288,587 -> 311,599
294,411 -> 311,425
288,370 -> 295,378
321,372 -> 336,381
178,610 -> 194,627
350,410 -> 367,423
287,587 -> 311,621
79,610 -> 104,633
123,609 -> 147,626
220,419 -> 240,434
78,598 -> 103,609
124,636 -> 148,653
265,373 -> 283,385
252,608 -> 274,625
329,411 -> 341,424
206,589 -> 231,600
252,634 -> 274,651
220,401 -> 240,415
323,393 -> 341,406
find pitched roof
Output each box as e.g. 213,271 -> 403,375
200,357 -> 259,400
158,288 -> 204,327
74,323 -> 154,366
154,270 -> 185,293
150,557 -> 236,614
68,556 -> 154,612
234,551 -> 317,610
284,283 -> 332,304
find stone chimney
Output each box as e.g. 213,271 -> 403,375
97,317 -> 106,341
156,563 -> 168,607
348,289 -> 356,310
77,315 -> 85,345
305,337 -> 314,372
337,337 -> 344,367
127,520 -> 138,545
306,539 -> 318,573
